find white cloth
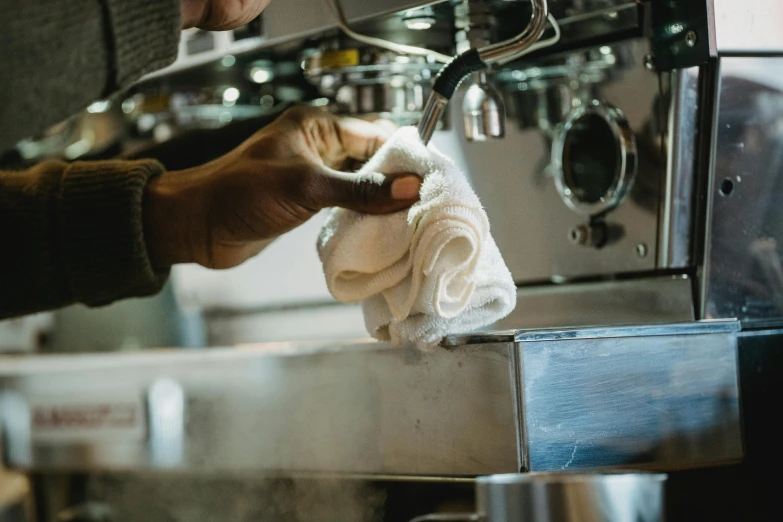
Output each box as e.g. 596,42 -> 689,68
317,126 -> 516,347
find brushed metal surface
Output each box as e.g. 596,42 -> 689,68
473,473 -> 665,522
659,67 -> 700,269
1,323 -> 742,476
495,275 -> 693,334
0,342 -> 520,475
410,472 -> 666,522
519,326 -> 742,471
712,0 -> 783,54
702,57 -> 783,323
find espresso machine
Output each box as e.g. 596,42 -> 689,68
2,1 -> 783,521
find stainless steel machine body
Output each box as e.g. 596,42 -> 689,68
472,37 -> 671,284
701,57 -> 783,323
0,321 -> 741,475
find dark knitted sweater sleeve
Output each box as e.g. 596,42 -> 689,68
0,1 -> 181,318
0,160 -> 170,319
0,0 -> 181,153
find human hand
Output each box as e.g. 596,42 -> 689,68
181,0 -> 271,30
143,106 -> 421,269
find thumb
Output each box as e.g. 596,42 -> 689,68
314,167 -> 421,214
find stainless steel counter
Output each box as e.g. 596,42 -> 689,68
0,321 -> 742,476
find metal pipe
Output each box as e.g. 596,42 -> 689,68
478,0 -> 549,65
418,93 -> 449,145
418,0 -> 549,144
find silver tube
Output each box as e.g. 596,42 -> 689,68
417,92 -> 449,145
417,0 -> 549,143
478,0 -> 549,64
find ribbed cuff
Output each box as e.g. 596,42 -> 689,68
104,0 -> 181,88
58,160 -> 170,307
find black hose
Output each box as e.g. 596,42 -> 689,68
431,48 -> 487,100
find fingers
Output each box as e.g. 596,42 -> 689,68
309,166 -> 422,214
280,106 -> 399,165
264,106 -> 420,214
334,117 -> 395,161
372,119 -> 399,136
188,0 -> 272,30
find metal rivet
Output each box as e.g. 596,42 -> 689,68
636,243 -> 649,258
685,31 -> 698,47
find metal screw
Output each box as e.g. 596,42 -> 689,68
636,243 -> 649,258
570,225 -> 588,245
643,54 -> 656,71
685,31 -> 698,48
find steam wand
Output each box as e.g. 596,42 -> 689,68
417,0 -> 550,145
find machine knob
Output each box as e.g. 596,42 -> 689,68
569,221 -> 625,249
569,222 -> 606,248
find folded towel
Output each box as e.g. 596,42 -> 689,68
317,126 -> 516,346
